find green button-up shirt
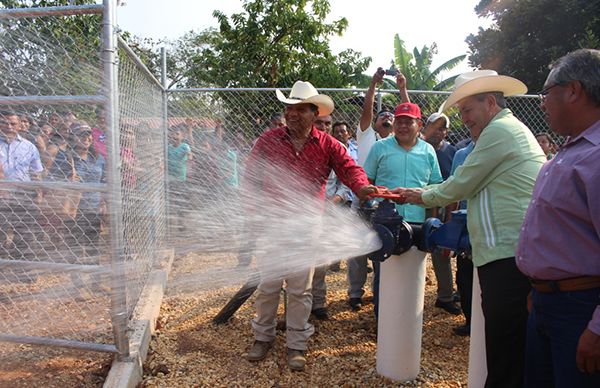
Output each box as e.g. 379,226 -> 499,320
422,109 -> 546,267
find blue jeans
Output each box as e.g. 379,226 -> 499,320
525,287 -> 600,388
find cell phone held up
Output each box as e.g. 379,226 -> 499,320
377,67 -> 399,77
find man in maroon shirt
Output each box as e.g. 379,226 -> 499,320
243,81 -> 377,371
517,49 -> 600,387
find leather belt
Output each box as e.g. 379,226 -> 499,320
530,276 -> 600,293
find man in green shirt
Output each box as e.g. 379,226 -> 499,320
396,71 -> 546,388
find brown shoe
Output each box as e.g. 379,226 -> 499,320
287,348 -> 306,371
246,340 -> 273,361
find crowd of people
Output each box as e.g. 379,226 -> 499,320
0,109 -> 108,268
238,48 -> 600,387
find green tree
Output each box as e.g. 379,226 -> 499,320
207,0 -> 370,88
467,0 -> 600,92
0,0 -> 102,121
123,29 -> 223,89
144,0 -> 373,140
385,34 -> 466,91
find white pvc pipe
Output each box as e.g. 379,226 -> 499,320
376,247 -> 427,381
468,268 -> 487,388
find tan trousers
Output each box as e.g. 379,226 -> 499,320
252,267 -> 315,351
311,265 -> 327,309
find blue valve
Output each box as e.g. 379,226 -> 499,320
361,198 -> 471,261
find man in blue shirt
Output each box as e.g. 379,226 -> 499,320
167,125 -> 192,232
363,102 -> 442,317
0,110 -> 44,261
449,140 -> 475,336
168,126 -> 192,182
422,112 -> 460,315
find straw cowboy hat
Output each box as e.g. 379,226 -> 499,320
276,81 -> 334,116
439,70 -> 527,112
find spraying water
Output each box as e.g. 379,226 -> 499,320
0,10 -> 382,349
165,146 -> 382,293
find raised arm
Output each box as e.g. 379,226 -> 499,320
396,72 -> 410,104
359,69 -> 385,132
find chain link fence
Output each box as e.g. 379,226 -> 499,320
0,4 -> 116,353
1,0 -> 555,365
164,88 -> 553,257
0,2 -> 166,358
168,88 -> 552,151
117,38 -> 167,323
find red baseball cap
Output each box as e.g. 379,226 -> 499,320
393,103 -> 421,119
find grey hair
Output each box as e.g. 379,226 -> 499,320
549,48 -> 600,106
473,92 -> 507,109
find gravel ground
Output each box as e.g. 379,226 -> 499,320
140,255 -> 469,387
0,343 -> 112,387
0,271 -> 113,388
0,253 -> 469,387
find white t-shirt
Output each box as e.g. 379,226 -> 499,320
352,125 -> 386,209
356,124 -> 392,166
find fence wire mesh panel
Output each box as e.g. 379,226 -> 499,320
164,87 -> 555,262
168,88 -> 553,151
117,41 -> 167,320
0,2 -> 556,359
0,7 -> 120,351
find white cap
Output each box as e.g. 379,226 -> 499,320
426,112 -> 450,128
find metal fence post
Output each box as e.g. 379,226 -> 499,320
376,92 -> 382,113
102,0 -> 130,359
161,47 -> 171,241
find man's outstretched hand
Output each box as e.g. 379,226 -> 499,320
356,185 -> 379,201
390,187 -> 425,204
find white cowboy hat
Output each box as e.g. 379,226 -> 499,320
439,70 -> 527,112
276,81 -> 334,116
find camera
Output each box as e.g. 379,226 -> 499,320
385,68 -> 399,77
378,67 -> 399,77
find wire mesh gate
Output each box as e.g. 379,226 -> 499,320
0,1 -> 166,358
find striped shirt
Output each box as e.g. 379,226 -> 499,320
421,109 -> 546,267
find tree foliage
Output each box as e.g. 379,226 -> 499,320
387,34 -> 466,91
150,0 -> 374,140
0,0 -> 102,122
205,0 -> 370,88
123,1 -> 372,90
467,0 -> 600,91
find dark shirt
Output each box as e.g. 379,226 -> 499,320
46,149 -> 74,181
73,153 -> 106,211
435,140 -> 457,180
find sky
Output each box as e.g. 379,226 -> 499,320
115,0 -> 493,82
